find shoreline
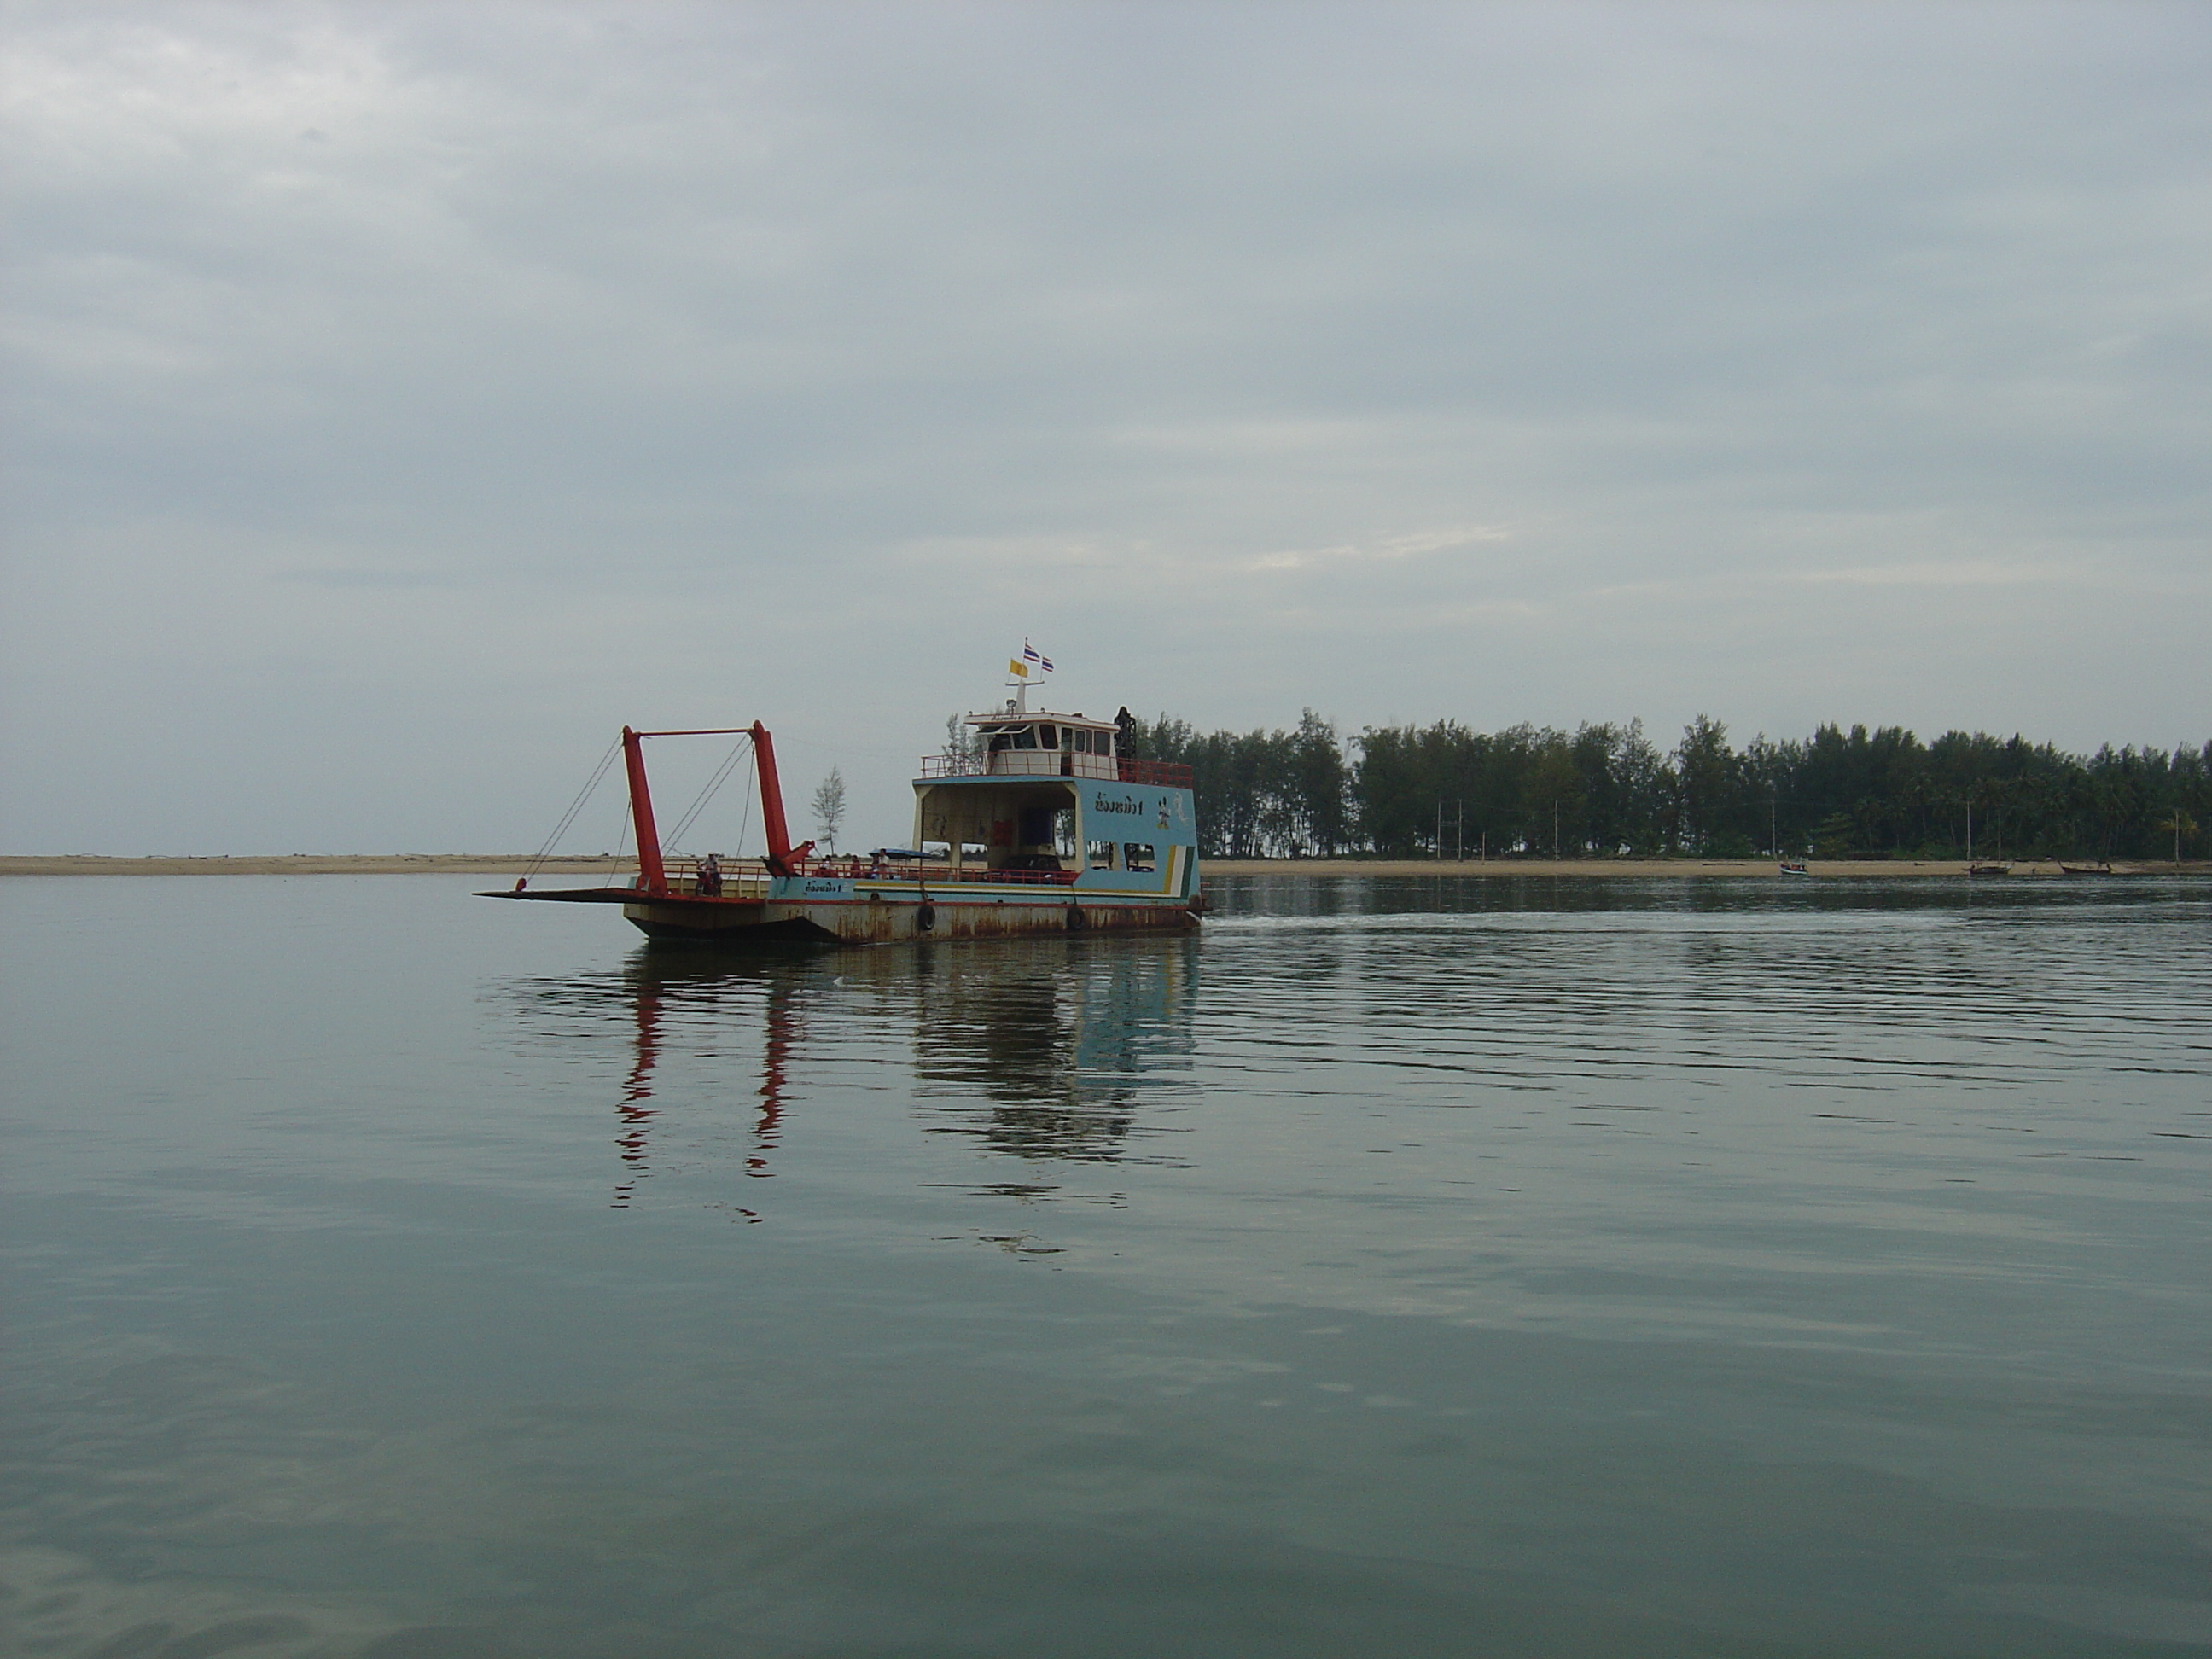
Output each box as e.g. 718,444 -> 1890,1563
3,854 -> 2201,878
1203,858 -> 2202,878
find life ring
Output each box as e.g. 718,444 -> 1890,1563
915,901 -> 936,933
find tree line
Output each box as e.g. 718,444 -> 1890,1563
1126,712 -> 2210,863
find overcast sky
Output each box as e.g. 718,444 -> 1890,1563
3,1 -> 2207,854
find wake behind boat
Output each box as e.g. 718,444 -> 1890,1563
483,669 -> 1202,945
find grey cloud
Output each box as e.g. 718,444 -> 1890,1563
3,2 -> 2207,852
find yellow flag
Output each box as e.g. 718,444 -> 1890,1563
1008,658 -> 1029,678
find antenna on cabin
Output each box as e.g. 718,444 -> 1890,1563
1005,642 -> 1052,717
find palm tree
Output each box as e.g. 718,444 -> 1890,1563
2154,808 -> 2198,868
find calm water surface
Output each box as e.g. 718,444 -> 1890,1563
3,875 -> 2209,1657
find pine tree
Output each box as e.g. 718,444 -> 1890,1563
811,768 -> 847,853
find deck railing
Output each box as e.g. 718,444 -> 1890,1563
917,754 -> 989,778
916,753 -> 1195,789
656,856 -> 772,899
1115,758 -> 1196,789
643,854 -> 1089,892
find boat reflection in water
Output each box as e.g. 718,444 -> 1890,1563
504,935 -> 1199,1209
609,958 -> 797,1209
905,934 -> 1198,1168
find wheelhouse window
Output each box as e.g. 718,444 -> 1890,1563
1122,842 -> 1155,871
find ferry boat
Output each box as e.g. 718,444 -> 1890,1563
484,678 -> 1202,945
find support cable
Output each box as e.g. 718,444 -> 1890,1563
526,736 -> 622,882
603,790 -> 633,883
665,736 -> 753,852
734,765 -> 755,875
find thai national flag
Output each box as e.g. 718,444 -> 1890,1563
1024,644 -> 1054,672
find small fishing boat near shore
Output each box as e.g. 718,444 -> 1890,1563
1778,859 -> 1811,876
1966,862 -> 2012,876
2058,861 -> 2115,876
483,667 -> 1202,945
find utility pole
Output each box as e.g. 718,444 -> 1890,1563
1456,800 -> 1464,862
1554,800 -> 1561,861
1435,800 -> 1442,860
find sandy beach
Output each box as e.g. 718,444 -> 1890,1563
0,854 -> 630,877
3,854 -> 2197,878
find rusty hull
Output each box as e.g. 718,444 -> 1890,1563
620,892 -> 1196,945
